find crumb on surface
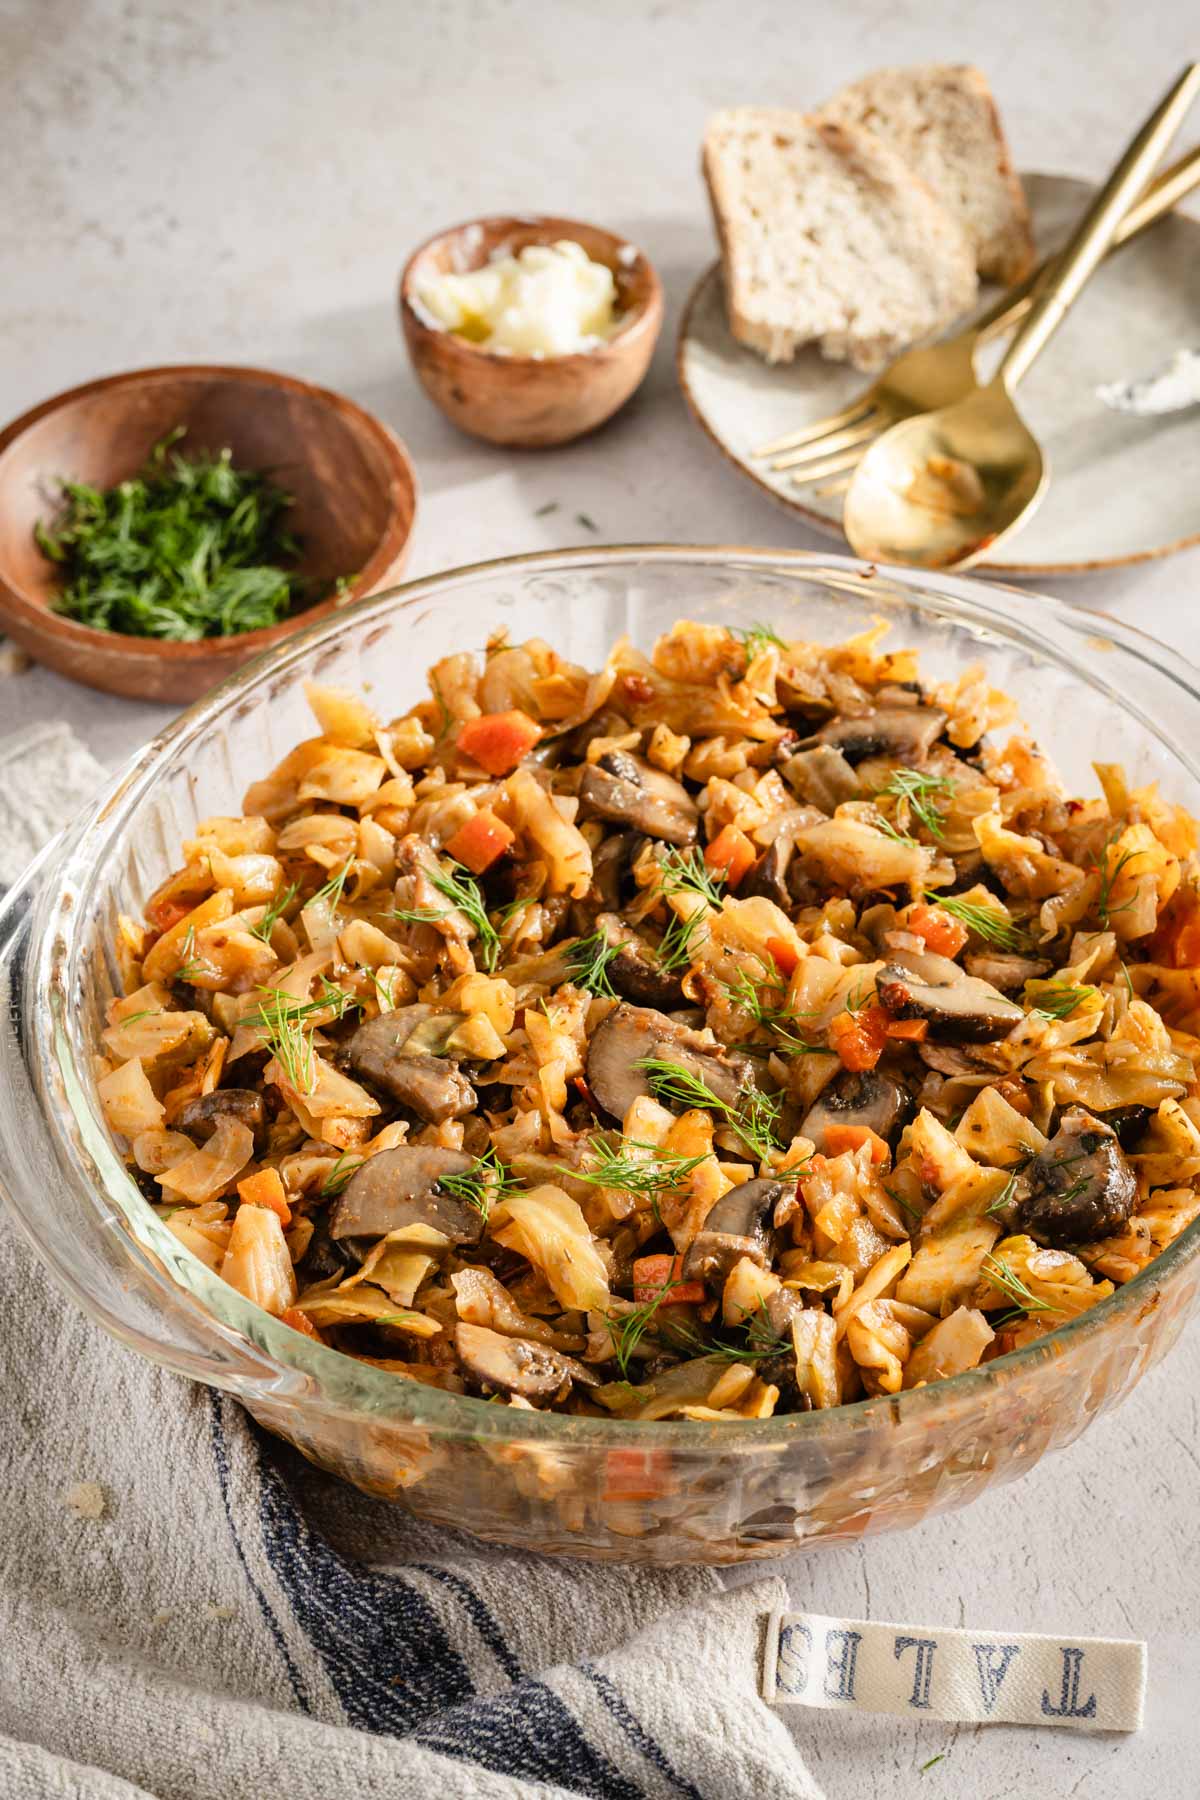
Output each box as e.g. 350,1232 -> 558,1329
0,639 -> 32,676
202,1603 -> 237,1621
64,1481 -> 107,1520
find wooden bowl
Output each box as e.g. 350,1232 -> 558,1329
399,215 -> 663,447
0,365 -> 418,703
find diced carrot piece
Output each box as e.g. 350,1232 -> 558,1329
829,1004 -> 890,1072
281,1306 -> 323,1342
146,895 -> 195,933
237,1168 -> 292,1226
456,710 -> 542,776
1171,915 -> 1200,968
631,1253 -> 706,1306
704,824 -> 757,889
823,1122 -> 890,1164
765,934 -> 800,976
602,1446 -> 674,1503
445,807 -> 516,874
885,1017 -> 929,1042
906,902 -> 969,959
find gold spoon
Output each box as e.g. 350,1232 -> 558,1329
843,63 -> 1200,571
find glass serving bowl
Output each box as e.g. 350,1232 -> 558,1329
3,547 -> 1200,1566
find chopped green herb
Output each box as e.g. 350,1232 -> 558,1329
563,930 -> 622,998
437,1147 -> 522,1217
1096,829 -> 1138,926
244,980 -> 361,1094
919,1753 -> 946,1773
174,925 -> 201,983
563,1137 -> 709,1202
875,768 -> 955,840
395,859 -> 502,972
576,512 -> 598,533
607,1277 -> 686,1377
535,501 -> 559,517
677,1297 -> 790,1364
251,881 -> 299,943
731,621 -> 786,663
319,1150 -> 365,1198
981,1251 -> 1065,1328
308,862 -> 350,914
921,890 -> 1026,950
658,846 -> 725,910
884,1181 -> 922,1222
984,1172 -> 1019,1220
34,428 -> 326,641
633,1056 -> 783,1161
1030,982 -> 1099,1022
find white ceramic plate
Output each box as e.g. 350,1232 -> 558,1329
678,174 -> 1200,574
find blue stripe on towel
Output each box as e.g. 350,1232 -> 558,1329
247,1429 -> 662,1795
583,1664 -> 705,1800
411,1681 -> 647,1799
254,1435 -> 474,1732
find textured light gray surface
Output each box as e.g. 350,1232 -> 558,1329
2,2 -> 1199,1793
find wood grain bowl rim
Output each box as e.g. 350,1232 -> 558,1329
398,213 -> 664,371
0,363 -> 420,666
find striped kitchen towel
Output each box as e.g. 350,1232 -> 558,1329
0,1219 -> 809,1800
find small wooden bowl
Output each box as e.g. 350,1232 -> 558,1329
399,215 -> 663,447
0,365 -> 418,703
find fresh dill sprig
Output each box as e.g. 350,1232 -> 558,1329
652,849 -> 725,972
721,965 -> 827,1056
875,768 -> 955,841
563,930 -> 622,998
564,1137 -> 709,1201
981,1252 -> 1064,1327
884,1181 -> 922,1223
251,881 -> 299,943
633,1056 -> 783,1161
658,845 -> 725,909
437,1147 -> 523,1217
984,1172 -> 1019,1220
394,859 -> 502,972
607,1276 -> 689,1377
920,890 -> 1026,951
319,1150 -> 365,1198
677,1297 -> 790,1365
1095,829 -> 1138,927
245,980 -> 361,1093
731,621 -> 786,663
174,924 -> 201,983
1031,982 -> 1099,1022
309,861 -> 350,913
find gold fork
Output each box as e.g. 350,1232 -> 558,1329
754,145 -> 1200,491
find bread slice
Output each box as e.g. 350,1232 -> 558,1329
702,108 -> 978,371
821,65 -> 1035,284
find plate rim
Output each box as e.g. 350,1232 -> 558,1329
677,207 -> 1200,577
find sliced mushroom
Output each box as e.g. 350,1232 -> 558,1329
345,1006 -> 477,1123
455,1321 -> 599,1401
585,1002 -> 750,1121
301,1217 -> 362,1278
681,1178 -> 782,1289
329,1145 -> 481,1244
779,744 -> 862,810
175,1087 -> 268,1152
591,830 -> 640,911
876,951 -> 1022,1042
964,950 -> 1052,990
596,913 -> 685,1010
1103,1103 -> 1152,1147
1017,1107 -> 1137,1246
742,838 -> 793,908
578,751 -> 698,846
801,704 -> 948,767
800,1069 -> 912,1151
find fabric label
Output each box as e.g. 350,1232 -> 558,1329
762,1611 -> 1146,1732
